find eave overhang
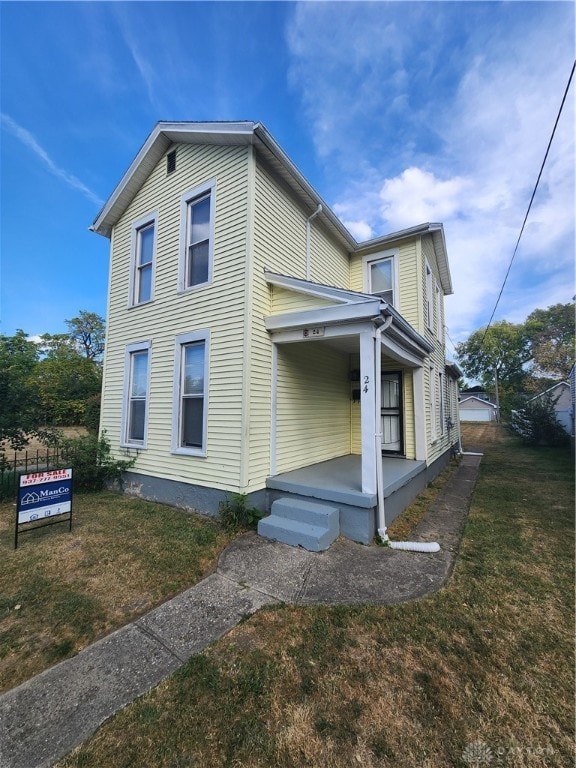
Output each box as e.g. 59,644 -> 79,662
89,123 -> 452,298
264,271 -> 433,363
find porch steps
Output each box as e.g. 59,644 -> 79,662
257,498 -> 339,552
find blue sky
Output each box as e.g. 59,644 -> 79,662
1,1 -> 574,358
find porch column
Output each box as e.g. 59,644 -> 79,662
413,366 -> 427,461
360,330 -> 377,495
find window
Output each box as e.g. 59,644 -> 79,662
179,181 -> 215,291
426,261 -> 434,330
430,365 -> 438,442
123,342 -> 151,447
435,283 -> 442,339
363,250 -> 398,306
172,331 -> 209,455
130,213 -> 157,306
439,371 -> 445,435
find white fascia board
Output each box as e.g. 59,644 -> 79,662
459,396 -> 497,408
380,336 -> 426,369
356,222 -> 453,296
527,381 -> 569,402
253,124 -> 356,250
264,270 -> 374,304
91,122 -> 258,238
265,300 -> 381,332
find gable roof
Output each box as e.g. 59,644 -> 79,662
527,381 -> 570,403
90,122 -> 452,293
459,396 -> 497,409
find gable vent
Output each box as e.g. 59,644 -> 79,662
166,150 -> 176,174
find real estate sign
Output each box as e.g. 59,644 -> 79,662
15,468 -> 73,548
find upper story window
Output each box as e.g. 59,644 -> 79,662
425,261 -> 434,330
130,213 -> 158,306
435,283 -> 442,340
179,180 -> 215,292
122,341 -> 151,447
363,249 -> 398,307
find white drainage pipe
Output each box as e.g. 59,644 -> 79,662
373,317 -> 440,555
388,540 -> 440,553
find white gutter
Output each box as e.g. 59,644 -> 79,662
374,316 -> 440,553
305,205 -> 322,280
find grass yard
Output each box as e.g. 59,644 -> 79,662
57,424 -> 575,768
0,492 -> 230,693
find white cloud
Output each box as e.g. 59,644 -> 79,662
378,168 -> 470,230
287,3 -> 575,342
0,114 -> 104,207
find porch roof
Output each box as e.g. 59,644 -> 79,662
264,270 -> 433,365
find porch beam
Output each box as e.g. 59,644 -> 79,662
360,330 -> 377,495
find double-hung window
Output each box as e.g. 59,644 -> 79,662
363,249 -> 397,306
172,331 -> 209,455
123,342 -> 151,447
179,181 -> 215,291
130,213 -> 157,306
425,261 -> 434,330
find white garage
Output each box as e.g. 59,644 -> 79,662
459,396 -> 497,422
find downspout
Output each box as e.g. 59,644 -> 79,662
305,204 -> 322,281
375,313 -> 440,553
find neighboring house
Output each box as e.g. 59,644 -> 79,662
459,396 -> 498,423
459,386 -> 493,402
91,121 -> 461,549
528,381 -> 572,434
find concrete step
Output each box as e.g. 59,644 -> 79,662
271,497 -> 339,532
258,514 -> 338,552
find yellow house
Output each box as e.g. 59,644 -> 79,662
91,122 -> 461,549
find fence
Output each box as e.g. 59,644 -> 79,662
0,447 -> 62,502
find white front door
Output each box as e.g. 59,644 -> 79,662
381,372 -> 403,453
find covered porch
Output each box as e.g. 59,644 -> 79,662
265,454 -> 429,544
261,272 -> 434,546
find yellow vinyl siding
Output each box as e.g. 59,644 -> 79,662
275,342 -> 350,474
245,158 -> 352,490
101,142 -> 251,492
271,286 -> 339,314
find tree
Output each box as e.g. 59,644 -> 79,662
65,311 -> 106,362
0,330 -> 41,448
525,302 -> 575,380
509,391 -> 570,447
456,321 -> 532,413
34,334 -> 102,426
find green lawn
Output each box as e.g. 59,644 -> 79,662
0,492 -> 230,693
57,425 -> 575,768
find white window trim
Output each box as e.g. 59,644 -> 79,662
171,330 -> 210,456
430,364 -> 438,443
425,260 -> 434,331
362,248 -> 399,308
128,211 -> 158,307
121,341 -> 151,448
435,282 -> 442,340
439,371 -> 445,435
178,179 -> 216,293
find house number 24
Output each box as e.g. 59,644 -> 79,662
363,375 -> 370,394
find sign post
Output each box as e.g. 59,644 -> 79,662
15,468 -> 73,549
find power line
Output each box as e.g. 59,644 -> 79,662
480,59 -> 575,346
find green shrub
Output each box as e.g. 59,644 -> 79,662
509,392 -> 570,447
218,493 -> 263,532
55,432 -> 135,492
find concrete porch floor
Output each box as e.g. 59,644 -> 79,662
266,454 -> 426,509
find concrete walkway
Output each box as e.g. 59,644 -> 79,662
0,454 -> 481,768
